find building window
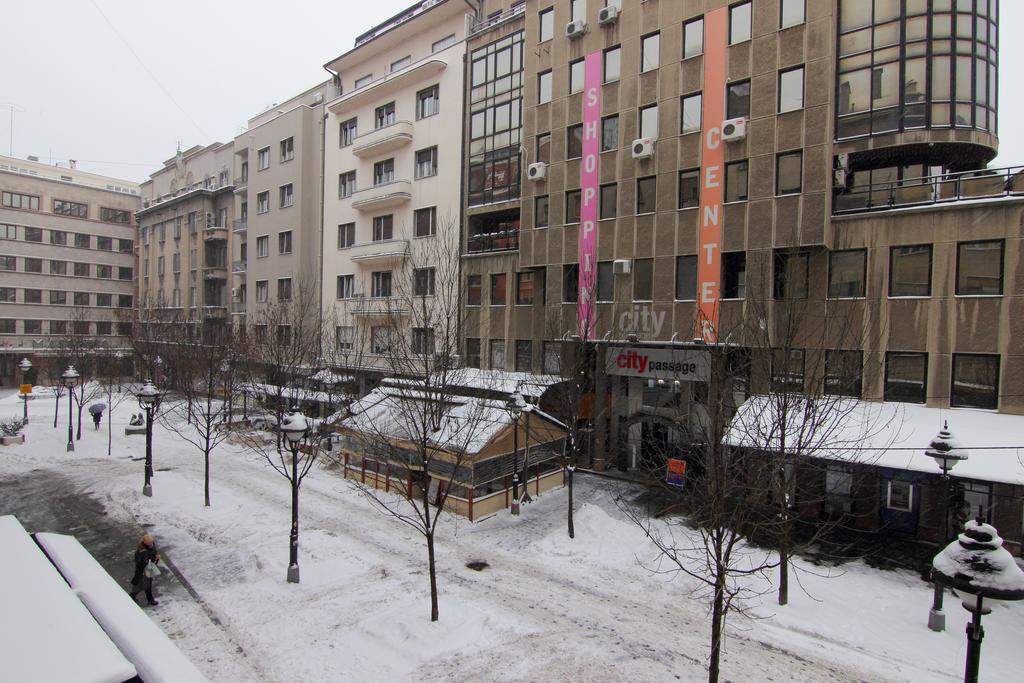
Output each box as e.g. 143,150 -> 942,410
779,67 -> 805,112
415,147 -> 438,179
678,169 -> 700,209
414,207 -> 437,237
828,249 -> 866,298
50,260 -> 67,275
24,320 -> 42,335
773,250 -> 809,300
723,251 -> 746,299
256,235 -> 269,258
683,18 -> 704,59
96,236 -> 112,252
24,226 -> 42,242
2,191 -> 39,210
336,274 -> 354,299
675,255 -> 697,300
354,74 -> 373,89
772,349 -> 805,393
372,215 -> 394,242
639,104 -> 659,139
515,340 -> 533,372
781,0 -> 804,28
339,171 -> 356,198
335,326 -> 354,352
535,195 -> 550,227
74,261 -> 89,277
601,115 -> 618,152
49,290 -> 67,305
257,147 -> 270,170
50,230 -> 67,246
567,124 -> 583,159
636,176 -> 657,214
542,341 -> 561,374
340,118 -> 358,147
256,280 -> 268,303
466,338 -> 482,368
25,257 -> 42,273
98,264 -> 114,279
371,271 -> 393,298
0,255 -> 15,271
188,212 -> 197,234
599,184 -> 617,220
536,133 -> 551,164
727,80 -> 751,119
490,340 -> 506,370
119,238 -> 133,253
0,224 -> 16,239
96,293 -> 112,307
889,245 -> 932,297
50,321 -> 68,335
280,137 -> 294,162
951,354 -> 999,410
118,295 -> 133,309
278,230 -> 292,254
730,2 -> 752,44
603,47 -> 621,83
373,159 -> 394,186
633,258 -> 654,301
538,70 -> 553,104
0,287 -> 15,302
467,275 -> 482,306
956,240 -> 1003,296
432,34 -> 455,52
374,102 -> 396,129
338,223 -> 355,248
566,190 -> 582,224
562,264 -> 579,303
539,8 -> 553,42
417,85 -> 440,119
569,58 -> 585,94
886,480 -> 913,512
776,151 -> 802,194
277,278 -> 292,301
516,271 -> 535,305
490,273 -> 507,305
725,161 -> 749,202
641,32 -> 661,72
596,261 -> 614,302
414,267 -> 436,296
54,200 -> 88,218
885,352 -> 927,404
681,93 -> 702,134
412,328 -> 435,356
390,55 -> 411,72
257,191 -> 270,214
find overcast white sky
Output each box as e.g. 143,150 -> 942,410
2,1 -> 1021,183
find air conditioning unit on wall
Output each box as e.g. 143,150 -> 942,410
598,6 -> 619,25
631,138 -> 655,160
527,162 -> 547,181
721,117 -> 747,141
565,19 -> 586,39
613,259 -> 631,275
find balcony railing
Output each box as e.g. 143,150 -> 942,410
234,176 -> 247,189
349,239 -> 409,264
833,166 -> 1024,215
204,226 -> 228,241
467,230 -> 519,254
232,260 -> 247,273
352,121 -> 413,158
468,1 -> 525,36
232,219 -> 247,233
231,302 -> 246,314
351,296 -> 409,316
350,179 -> 412,212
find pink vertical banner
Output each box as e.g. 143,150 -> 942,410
578,50 -> 602,339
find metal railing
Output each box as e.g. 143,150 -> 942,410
833,166 -> 1024,215
232,260 -> 247,273
467,230 -> 519,254
468,2 -> 525,36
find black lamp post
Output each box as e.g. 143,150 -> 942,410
62,365 -> 79,452
507,390 -> 524,516
280,406 -> 309,583
137,379 -> 161,497
932,518 -> 1024,683
926,421 -> 968,632
18,358 -> 32,424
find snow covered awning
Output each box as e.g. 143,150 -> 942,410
726,396 -> 1024,486
383,368 -> 564,399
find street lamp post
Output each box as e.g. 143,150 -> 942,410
62,366 -> 79,452
280,406 -> 309,583
932,518 -> 1024,683
136,379 -> 161,497
220,360 -> 231,423
507,391 -> 524,516
18,358 -> 32,424
926,421 -> 968,632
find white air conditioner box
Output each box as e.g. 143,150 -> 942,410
231,287 -> 239,298
721,117 -> 747,141
598,6 -> 619,25
565,19 -> 586,39
833,169 -> 848,189
527,162 -> 547,181
631,138 -> 655,159
836,152 -> 850,170
613,259 -> 632,275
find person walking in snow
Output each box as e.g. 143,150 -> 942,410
89,403 -> 104,430
128,533 -> 161,606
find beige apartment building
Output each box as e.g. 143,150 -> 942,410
321,0 -> 473,378
232,82 -> 334,326
135,144 -> 235,335
0,154 -> 140,384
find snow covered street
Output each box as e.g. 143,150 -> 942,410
1,389 -> 1021,682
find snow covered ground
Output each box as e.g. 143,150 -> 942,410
1,388 -> 1022,682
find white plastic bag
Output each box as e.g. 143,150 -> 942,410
144,560 -> 161,579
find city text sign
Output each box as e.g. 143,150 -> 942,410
606,347 -> 710,382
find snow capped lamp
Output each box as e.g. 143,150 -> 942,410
136,379 -> 160,408
932,519 -> 1024,683
281,406 -> 309,445
926,421 -> 969,474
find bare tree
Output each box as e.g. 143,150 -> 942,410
55,307 -> 107,440
97,353 -> 136,456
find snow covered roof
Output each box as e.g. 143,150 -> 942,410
726,396 -> 1024,485
240,382 -> 339,404
0,516 -> 138,683
385,368 -> 563,399
309,369 -> 355,385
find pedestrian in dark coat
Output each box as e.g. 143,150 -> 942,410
128,533 -> 161,606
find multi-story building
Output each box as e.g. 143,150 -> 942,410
135,144 -> 235,335
232,82 -> 334,327
462,0 -> 1012,467
321,0 -> 473,380
0,154 -> 140,383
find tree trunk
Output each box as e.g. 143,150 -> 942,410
54,391 -> 60,428
567,466 -> 575,539
778,548 -> 789,606
76,390 -> 84,440
204,448 -> 211,507
709,574 -> 725,683
427,531 -> 439,622
107,395 -> 113,456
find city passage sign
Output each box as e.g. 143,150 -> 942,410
606,347 -> 711,382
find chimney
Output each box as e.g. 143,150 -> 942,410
69,159 -> 77,169
27,155 -> 39,162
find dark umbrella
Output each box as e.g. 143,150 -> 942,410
89,403 -> 105,415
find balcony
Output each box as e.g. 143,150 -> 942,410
327,58 -> 447,112
204,226 -> 229,242
231,302 -> 246,314
351,179 -> 412,212
350,296 -> 409,316
352,121 -> 413,158
232,260 -> 247,274
203,266 -> 228,280
232,219 -> 247,234
467,231 -> 519,254
233,176 -> 247,190
202,306 -> 228,319
833,166 -> 1024,215
349,239 -> 409,265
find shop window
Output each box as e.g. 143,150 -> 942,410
886,480 -> 913,512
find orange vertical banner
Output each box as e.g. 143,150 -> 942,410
696,7 -> 728,343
